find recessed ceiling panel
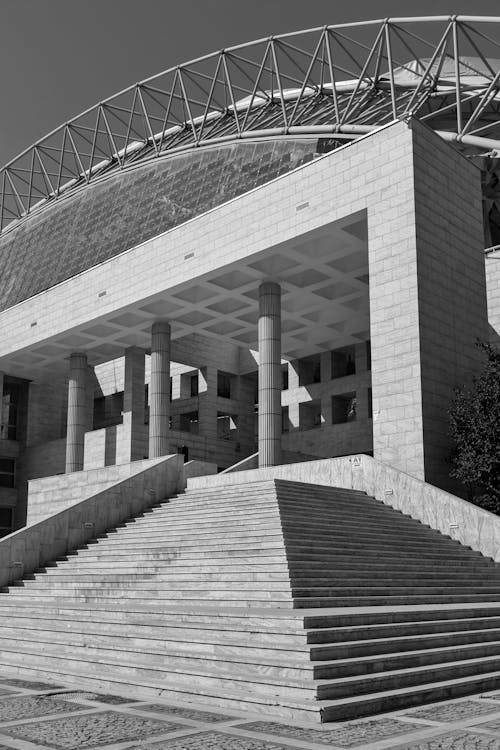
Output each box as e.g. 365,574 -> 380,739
172,285 -> 215,303
249,254 -> 297,275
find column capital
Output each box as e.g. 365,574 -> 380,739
152,320 -> 171,336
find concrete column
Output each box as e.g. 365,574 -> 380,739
123,347 -> 146,462
149,321 -> 171,458
65,353 -> 88,473
258,282 -> 282,467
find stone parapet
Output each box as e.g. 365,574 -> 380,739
0,453 -> 184,588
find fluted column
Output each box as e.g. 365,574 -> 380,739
258,282 -> 282,467
65,353 -> 88,473
149,321 -> 171,458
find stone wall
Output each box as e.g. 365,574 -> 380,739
0,454 -> 184,588
27,455 -> 178,525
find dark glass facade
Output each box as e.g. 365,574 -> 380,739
0,138 -> 334,313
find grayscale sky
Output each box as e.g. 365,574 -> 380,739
1,0 -> 500,166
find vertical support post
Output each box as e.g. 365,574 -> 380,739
123,347 -> 146,462
65,353 -> 88,473
149,321 -> 171,458
258,281 -> 282,467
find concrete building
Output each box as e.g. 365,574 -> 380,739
1,18 -> 499,531
2,16 -> 500,721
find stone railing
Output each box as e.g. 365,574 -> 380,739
0,453 -> 184,588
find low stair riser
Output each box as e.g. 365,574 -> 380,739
0,649 -> 316,704
320,673 -> 500,722
0,630 -> 310,666
0,621 -> 307,647
313,641 -> 500,678
316,656 -> 500,698
303,608 -> 500,629
308,623 -> 500,648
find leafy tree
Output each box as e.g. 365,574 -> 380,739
449,342 -> 500,512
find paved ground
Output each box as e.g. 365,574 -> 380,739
0,675 -> 500,748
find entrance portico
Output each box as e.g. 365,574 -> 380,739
0,119 -> 488,505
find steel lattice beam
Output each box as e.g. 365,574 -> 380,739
3,16 -> 500,234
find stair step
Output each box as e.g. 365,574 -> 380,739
319,670 -> 500,721
307,617 -> 500,643
310,628 -> 500,659
3,477 -> 500,725
316,653 -> 500,699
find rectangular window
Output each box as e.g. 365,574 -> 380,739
217,371 -> 232,399
281,366 -> 289,391
0,507 -> 13,538
179,411 -> 199,434
93,392 -> 124,430
1,382 -> 21,441
281,406 -> 290,433
190,373 -> 199,397
0,458 -> 15,488
217,412 -> 238,440
331,346 -> 356,379
332,392 -> 357,424
368,387 -> 373,419
299,400 -> 323,430
298,354 -> 321,386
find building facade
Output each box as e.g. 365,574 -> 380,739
1,18 -> 500,532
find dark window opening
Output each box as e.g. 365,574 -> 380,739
332,392 -> 357,424
1,382 -> 21,441
298,355 -> 321,386
190,373 -> 199,397
299,400 -> 323,430
217,412 -> 238,440
0,458 -> 15,488
281,366 -> 289,391
93,392 -> 124,430
331,346 -> 356,379
179,410 -> 199,434
217,371 -> 233,399
282,406 -> 290,433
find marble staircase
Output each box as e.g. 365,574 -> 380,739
1,478 -> 500,722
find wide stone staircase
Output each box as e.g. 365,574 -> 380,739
1,478 -> 500,722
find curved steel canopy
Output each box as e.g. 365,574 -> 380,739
3,15 -> 500,234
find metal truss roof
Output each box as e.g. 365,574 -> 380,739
3,15 -> 500,235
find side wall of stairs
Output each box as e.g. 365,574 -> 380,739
0,453 -> 185,588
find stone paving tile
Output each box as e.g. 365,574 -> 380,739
396,731 -> 500,749
234,718 -> 423,747
0,695 -> 85,723
404,700 -> 500,723
131,703 -> 236,723
129,731 -> 300,749
0,709 -> 188,750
